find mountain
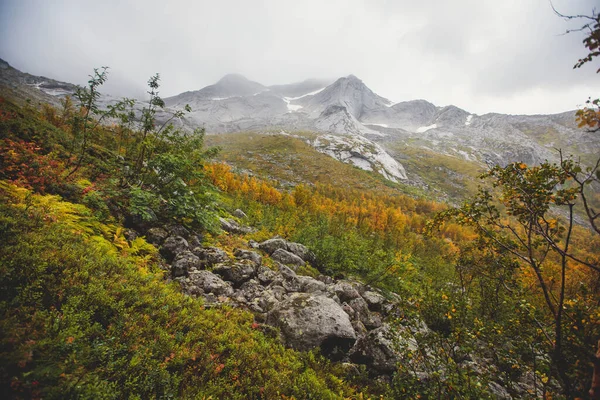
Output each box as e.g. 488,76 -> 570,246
1,60 -> 597,200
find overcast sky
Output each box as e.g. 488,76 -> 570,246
1,0 -> 599,115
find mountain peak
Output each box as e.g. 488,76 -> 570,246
217,73 -> 252,84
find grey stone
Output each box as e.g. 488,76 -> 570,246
362,291 -> 386,312
234,249 -> 262,267
258,238 -> 288,255
349,324 -> 402,374
348,297 -> 382,330
266,293 -> 356,357
232,209 -> 247,219
257,266 -> 277,285
167,224 -> 190,238
213,262 -> 255,286
187,270 -> 234,297
171,250 -> 201,277
193,246 -> 230,267
219,217 -> 254,234
286,241 -> 314,262
333,281 -> 361,303
271,248 -> 305,268
160,236 -> 189,261
297,276 -> 327,293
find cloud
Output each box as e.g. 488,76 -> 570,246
0,0 -> 598,114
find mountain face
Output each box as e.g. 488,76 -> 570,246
2,59 -> 598,193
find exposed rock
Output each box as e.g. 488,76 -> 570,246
333,281 -> 361,303
248,239 -> 260,249
160,236 -> 189,261
185,270 -> 234,297
286,242 -> 315,262
271,248 -> 305,268
297,275 -> 327,293
171,250 -> 201,277
167,224 -> 190,238
232,209 -> 248,219
213,262 -> 256,287
278,263 -> 297,280
362,291 -> 386,312
237,279 -> 265,302
348,297 -> 383,330
350,324 -> 403,374
193,246 -> 230,267
259,238 -> 288,255
256,265 -> 277,285
188,235 -> 203,249
266,293 -> 356,358
219,217 -> 254,234
234,249 -> 262,267
318,275 -> 334,285
124,229 -> 139,242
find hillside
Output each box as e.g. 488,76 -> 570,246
0,59 -> 599,399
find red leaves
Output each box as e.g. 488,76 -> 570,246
0,139 -> 65,193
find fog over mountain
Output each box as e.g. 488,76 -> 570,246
3,57 -> 596,188
1,0 -> 599,114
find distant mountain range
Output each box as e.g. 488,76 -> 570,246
2,58 -> 598,191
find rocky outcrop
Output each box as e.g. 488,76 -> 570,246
266,293 -> 356,358
146,226 -> 535,398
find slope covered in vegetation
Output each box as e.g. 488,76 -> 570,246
0,60 -> 599,399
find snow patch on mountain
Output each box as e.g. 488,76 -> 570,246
416,124 -> 437,133
465,115 -> 473,126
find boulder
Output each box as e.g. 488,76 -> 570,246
237,279 -> 265,302
349,324 -> 401,374
232,209 -> 247,219
160,236 -> 189,261
187,270 -> 234,297
167,224 -> 190,238
219,217 -> 253,234
297,276 -> 327,293
333,281 -> 361,303
362,291 -> 386,312
271,248 -> 305,268
259,238 -> 288,255
266,293 -> 356,358
193,246 -> 230,267
213,262 -> 256,287
348,297 -> 383,330
234,249 -> 262,267
256,266 -> 277,285
171,250 -> 201,277
286,242 -> 315,262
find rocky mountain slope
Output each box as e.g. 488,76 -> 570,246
2,58 -> 598,195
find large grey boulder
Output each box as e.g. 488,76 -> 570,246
186,270 -> 234,297
258,238 -> 288,255
266,293 -> 356,358
348,297 -> 383,330
349,324 -> 401,374
213,262 -> 256,287
234,249 -> 262,267
171,250 -> 201,277
271,248 -> 305,268
362,290 -> 386,312
349,323 -> 417,374
256,265 -> 277,285
333,281 -> 361,303
160,236 -> 189,261
145,227 -> 169,246
219,217 -> 254,234
192,246 -> 230,267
